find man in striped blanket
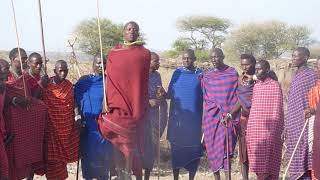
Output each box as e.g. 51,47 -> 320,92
201,48 -> 239,180
286,47 -> 316,179
247,60 -> 284,180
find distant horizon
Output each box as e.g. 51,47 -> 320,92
0,0 -> 319,52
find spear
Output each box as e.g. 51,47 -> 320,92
10,0 -> 27,98
37,0 -> 47,74
96,0 -> 108,113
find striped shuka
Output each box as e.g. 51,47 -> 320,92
0,90 -> 8,178
43,78 -> 80,180
237,74 -> 255,164
313,103 -> 320,179
247,77 -> 284,179
307,80 -> 320,166
201,66 -> 239,172
4,83 -> 47,180
24,72 -> 42,99
286,67 -> 316,180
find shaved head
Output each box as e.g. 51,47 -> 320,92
0,59 -> 10,81
294,47 -> 310,57
151,52 -> 159,60
183,49 -> 196,59
0,59 -> 9,67
124,21 -> 139,31
55,60 -> 68,69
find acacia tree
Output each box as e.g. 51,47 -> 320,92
224,21 -> 313,61
73,18 -> 123,55
176,15 -> 231,49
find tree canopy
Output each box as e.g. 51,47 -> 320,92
224,21 -> 312,61
73,18 -> 123,55
176,15 -> 230,50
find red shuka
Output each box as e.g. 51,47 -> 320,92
98,45 -> 150,158
314,103 -> 320,179
4,83 -> 47,180
0,91 -> 8,178
42,78 -> 79,179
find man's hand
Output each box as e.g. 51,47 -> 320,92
149,99 -> 160,107
221,116 -> 230,127
304,108 -> 315,120
75,115 -> 86,129
156,86 -> 166,99
39,74 -> 49,88
221,113 -> 232,127
13,96 -> 31,110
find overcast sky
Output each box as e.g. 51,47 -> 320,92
0,0 -> 319,52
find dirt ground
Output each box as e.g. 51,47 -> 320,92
34,155 -> 290,180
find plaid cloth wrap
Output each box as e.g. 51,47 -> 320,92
247,78 -> 284,178
43,78 -> 80,179
313,104 -> 320,179
4,84 -> 47,180
201,66 -> 239,172
0,91 -> 8,178
286,67 -> 316,180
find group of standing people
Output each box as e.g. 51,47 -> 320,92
0,20 -> 320,180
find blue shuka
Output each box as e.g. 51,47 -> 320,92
167,67 -> 203,173
75,75 -> 113,179
142,71 -> 168,170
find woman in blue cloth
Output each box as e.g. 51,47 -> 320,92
166,49 -> 203,180
74,54 -> 113,180
142,52 -> 168,180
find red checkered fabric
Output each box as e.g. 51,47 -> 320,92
46,161 -> 68,180
314,100 -> 320,179
4,84 -> 47,180
0,90 -> 8,178
43,78 -> 79,179
247,78 -> 284,178
24,72 -> 42,98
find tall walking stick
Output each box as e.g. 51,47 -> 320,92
282,118 -> 310,180
37,0 -> 47,74
158,103 -> 161,180
10,0 -> 27,98
225,122 -> 231,180
96,0 -> 107,111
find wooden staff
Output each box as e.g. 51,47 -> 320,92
158,103 -> 161,180
96,0 -> 108,112
282,118 -> 310,180
225,120 -> 231,180
37,0 -> 47,74
10,0 -> 27,98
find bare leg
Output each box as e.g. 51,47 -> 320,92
189,171 -> 196,180
114,148 -> 132,180
214,171 -> 221,180
144,168 -> 151,180
225,170 -> 231,180
173,168 -> 180,180
135,174 -> 142,180
26,173 -> 34,180
241,162 -> 249,180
